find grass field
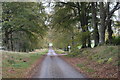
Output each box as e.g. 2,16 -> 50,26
2,49 -> 48,78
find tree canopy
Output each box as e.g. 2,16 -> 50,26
2,2 -> 48,52
1,2 -> 120,52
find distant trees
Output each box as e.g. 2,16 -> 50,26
2,2 -> 47,52
52,2 -> 120,49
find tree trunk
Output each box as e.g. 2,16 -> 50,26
71,35 -> 74,46
10,33 -> 13,51
87,35 -> 91,47
91,2 -> 99,47
86,15 -> 91,48
99,2 -> 106,44
107,19 -> 113,44
76,2 -> 87,48
4,30 -> 10,50
80,2 -> 87,48
81,34 -> 87,48
106,2 -> 113,44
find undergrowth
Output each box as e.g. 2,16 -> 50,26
67,46 -> 118,65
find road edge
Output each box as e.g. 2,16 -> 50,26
26,55 -> 46,78
59,56 -> 87,78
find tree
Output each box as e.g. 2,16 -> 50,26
99,2 -> 106,44
99,2 -> 120,44
91,2 -> 99,47
106,2 -> 120,44
52,2 -> 92,48
2,2 -> 47,52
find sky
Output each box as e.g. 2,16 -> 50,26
42,1 -> 120,21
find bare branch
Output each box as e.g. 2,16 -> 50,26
109,2 -> 120,18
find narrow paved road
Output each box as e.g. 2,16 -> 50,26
33,49 -> 85,78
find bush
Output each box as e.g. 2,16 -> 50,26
107,57 -> 113,63
112,36 -> 120,45
67,49 -> 81,57
106,36 -> 120,45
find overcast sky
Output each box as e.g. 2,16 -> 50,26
42,1 -> 120,21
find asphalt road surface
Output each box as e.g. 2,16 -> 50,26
33,48 -> 85,78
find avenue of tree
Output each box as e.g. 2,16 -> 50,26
1,2 -> 120,52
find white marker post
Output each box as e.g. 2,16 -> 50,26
68,45 -> 71,53
49,43 -> 53,48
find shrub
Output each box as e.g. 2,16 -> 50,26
67,49 -> 81,57
107,57 -> 113,63
112,36 -> 120,45
106,36 -> 120,45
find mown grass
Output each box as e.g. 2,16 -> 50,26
2,49 -> 48,78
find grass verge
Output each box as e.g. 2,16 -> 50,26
61,46 -> 119,78
2,49 -> 48,78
